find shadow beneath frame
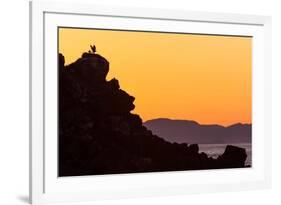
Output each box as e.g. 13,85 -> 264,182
16,195 -> 29,204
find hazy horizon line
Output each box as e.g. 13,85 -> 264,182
143,117 -> 252,128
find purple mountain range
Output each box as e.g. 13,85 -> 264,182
144,118 -> 251,144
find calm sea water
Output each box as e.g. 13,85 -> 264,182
199,143 -> 252,166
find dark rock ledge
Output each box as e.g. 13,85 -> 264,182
58,49 -> 247,176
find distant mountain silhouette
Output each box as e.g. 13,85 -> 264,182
59,46 -> 248,176
144,118 -> 251,144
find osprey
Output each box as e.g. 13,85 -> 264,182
90,45 -> 96,53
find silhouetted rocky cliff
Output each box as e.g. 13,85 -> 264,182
59,49 -> 248,176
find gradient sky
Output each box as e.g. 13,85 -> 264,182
59,27 -> 252,126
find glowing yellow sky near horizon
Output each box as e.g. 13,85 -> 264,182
59,28 -> 252,126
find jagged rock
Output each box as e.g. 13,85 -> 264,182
59,53 -> 65,68
217,145 -> 247,168
71,53 -> 109,86
108,78 -> 120,90
58,50 -> 248,176
189,144 -> 199,154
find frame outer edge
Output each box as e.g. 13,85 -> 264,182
263,16 -> 272,189
29,1 -> 32,204
30,0 -> 45,204
30,0 -> 272,203
39,0 -> 267,26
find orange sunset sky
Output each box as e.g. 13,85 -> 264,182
58,27 -> 252,126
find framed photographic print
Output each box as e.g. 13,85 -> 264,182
30,1 -> 272,204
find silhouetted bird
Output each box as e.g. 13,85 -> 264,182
90,45 -> 96,53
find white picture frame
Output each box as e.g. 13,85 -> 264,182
29,1 -> 272,204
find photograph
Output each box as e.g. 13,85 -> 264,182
58,27 -> 252,177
